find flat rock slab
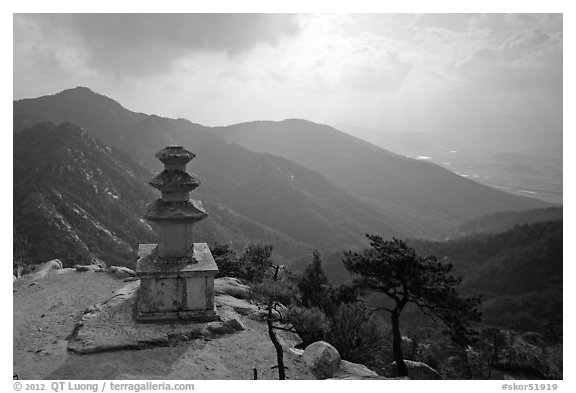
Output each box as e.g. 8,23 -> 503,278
214,277 -> 251,299
68,282 -> 243,355
15,269 -> 313,380
13,269 -> 126,379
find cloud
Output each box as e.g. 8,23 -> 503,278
456,28 -> 562,90
504,13 -> 562,31
13,13 -> 563,137
14,14 -> 302,77
343,52 -> 413,92
416,14 -> 471,32
500,28 -> 550,60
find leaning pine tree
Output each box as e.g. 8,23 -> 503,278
248,245 -> 329,380
343,235 -> 482,377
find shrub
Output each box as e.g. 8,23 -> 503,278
325,303 -> 390,372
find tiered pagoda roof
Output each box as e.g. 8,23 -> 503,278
144,146 -> 207,223
155,146 -> 196,165
149,171 -> 200,192
144,199 -> 207,221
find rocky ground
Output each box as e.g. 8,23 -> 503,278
13,264 -> 315,380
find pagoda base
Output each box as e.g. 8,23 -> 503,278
136,305 -> 219,322
135,243 -> 220,322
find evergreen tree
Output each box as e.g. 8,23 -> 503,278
211,242 -> 242,278
298,250 -> 329,309
343,235 -> 482,377
240,243 -> 273,283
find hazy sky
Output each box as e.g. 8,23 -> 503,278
13,13 -> 562,150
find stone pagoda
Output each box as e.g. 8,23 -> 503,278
136,146 -> 219,321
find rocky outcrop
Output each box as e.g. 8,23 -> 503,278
67,280 -> 259,355
389,360 -> 441,380
206,319 -> 246,335
108,266 -> 136,279
226,318 -> 246,331
336,360 -> 380,378
29,259 -> 63,281
303,341 -> 341,379
75,265 -> 92,272
215,277 -> 251,299
207,322 -> 237,335
75,264 -> 105,273
331,360 -> 389,379
215,294 -> 259,316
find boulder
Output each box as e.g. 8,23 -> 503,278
214,277 -> 251,299
207,322 -> 236,335
337,360 -> 380,378
108,266 -> 136,279
103,281 -> 140,308
75,265 -> 93,272
331,360 -> 389,380
303,341 -> 341,379
215,295 -> 259,316
389,360 -> 441,380
246,309 -> 268,321
226,318 -> 246,331
29,259 -> 63,281
54,268 -> 75,276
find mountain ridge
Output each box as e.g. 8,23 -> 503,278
13,87 -> 552,267
14,121 -> 157,266
14,107 -> 405,266
211,118 -> 549,234
14,122 -> 333,266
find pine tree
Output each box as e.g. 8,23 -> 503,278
298,250 -> 329,309
343,235 -> 482,377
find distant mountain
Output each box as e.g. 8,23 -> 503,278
13,88 -> 551,262
12,122 -> 321,266
13,87 -> 148,144
437,113 -> 562,157
212,119 -> 549,235
14,89 -> 406,266
490,151 -> 562,182
410,220 -> 562,332
449,207 -> 563,239
337,123 -> 449,156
